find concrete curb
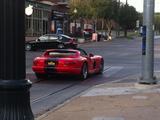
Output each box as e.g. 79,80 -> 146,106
134,82 -> 160,90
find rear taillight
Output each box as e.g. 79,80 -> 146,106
64,61 -> 76,66
33,59 -> 45,66
58,60 -> 77,67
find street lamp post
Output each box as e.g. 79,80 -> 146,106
0,0 -> 34,119
73,8 -> 77,37
25,4 -> 33,16
25,4 -> 34,36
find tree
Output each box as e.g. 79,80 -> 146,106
69,0 -> 140,38
73,0 -> 118,39
119,4 -> 139,37
97,0 -> 118,39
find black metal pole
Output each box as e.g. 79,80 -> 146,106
126,0 -> 128,5
75,19 -> 77,37
0,0 -> 34,120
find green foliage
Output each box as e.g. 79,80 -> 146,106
119,4 -> 138,36
69,0 -> 118,20
69,0 -> 139,37
69,0 -> 90,20
98,0 -> 118,20
119,5 -> 138,29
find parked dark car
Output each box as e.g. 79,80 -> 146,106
25,34 -> 78,51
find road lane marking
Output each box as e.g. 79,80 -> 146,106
103,66 -> 124,77
82,87 -> 138,97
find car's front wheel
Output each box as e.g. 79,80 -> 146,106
80,63 -> 88,80
25,44 -> 32,51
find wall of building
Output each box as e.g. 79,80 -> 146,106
25,0 -> 52,38
25,0 -> 69,40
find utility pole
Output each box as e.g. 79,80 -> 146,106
140,0 -> 156,84
0,0 -> 34,119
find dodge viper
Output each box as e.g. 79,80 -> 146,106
32,48 -> 104,80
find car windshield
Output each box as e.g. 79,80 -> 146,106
61,35 -> 71,39
39,36 -> 48,41
48,36 -> 58,40
59,35 -> 71,42
48,51 -> 76,58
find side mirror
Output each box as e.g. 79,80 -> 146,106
89,53 -> 94,57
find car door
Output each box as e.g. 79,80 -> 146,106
47,35 -> 60,49
38,35 -> 49,49
88,54 -> 97,73
79,49 -> 95,73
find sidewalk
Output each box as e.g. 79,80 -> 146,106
36,82 -> 160,120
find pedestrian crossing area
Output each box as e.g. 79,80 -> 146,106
103,66 -> 124,77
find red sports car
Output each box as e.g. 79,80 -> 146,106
32,48 -> 104,80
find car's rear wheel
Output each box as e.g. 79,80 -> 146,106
97,59 -> 104,74
80,63 -> 88,80
35,73 -> 48,80
25,44 -> 32,51
57,44 -> 65,49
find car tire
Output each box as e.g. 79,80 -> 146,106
97,59 -> 104,74
35,73 -> 48,80
25,44 -> 32,51
57,44 -> 65,49
80,63 -> 88,80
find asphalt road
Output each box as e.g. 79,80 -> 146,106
26,37 -> 160,117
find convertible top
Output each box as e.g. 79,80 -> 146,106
43,49 -> 80,58
45,49 -> 79,53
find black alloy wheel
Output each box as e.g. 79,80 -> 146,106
97,60 -> 104,74
80,63 -> 88,80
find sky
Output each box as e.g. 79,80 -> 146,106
120,0 -> 160,13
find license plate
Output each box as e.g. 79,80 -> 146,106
47,61 -> 56,66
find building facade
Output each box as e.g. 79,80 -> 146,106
25,0 -> 69,39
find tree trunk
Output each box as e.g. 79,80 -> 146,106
124,29 -> 127,37
106,21 -> 112,40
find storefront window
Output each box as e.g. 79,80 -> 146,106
25,2 -> 51,37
